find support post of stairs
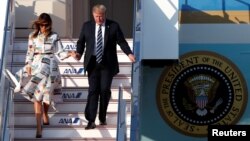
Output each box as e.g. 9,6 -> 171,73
116,84 -> 127,141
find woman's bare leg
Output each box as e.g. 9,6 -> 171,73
43,102 -> 50,125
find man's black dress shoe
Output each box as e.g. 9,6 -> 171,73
85,122 -> 96,130
100,121 -> 107,125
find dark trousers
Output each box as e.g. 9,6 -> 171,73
85,59 -> 113,123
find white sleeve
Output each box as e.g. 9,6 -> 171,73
55,34 -> 68,60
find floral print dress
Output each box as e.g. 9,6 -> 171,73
16,32 -> 68,109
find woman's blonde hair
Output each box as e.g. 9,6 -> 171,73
31,13 -> 52,39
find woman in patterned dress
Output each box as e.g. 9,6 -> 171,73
5,13 -> 73,138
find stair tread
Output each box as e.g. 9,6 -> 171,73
61,74 -> 131,77
10,61 -> 131,65
13,127 -> 130,139
14,111 -> 131,114
14,99 -> 131,102
13,125 -> 130,128
8,86 -> 131,89
10,49 -> 128,54
14,138 -> 118,141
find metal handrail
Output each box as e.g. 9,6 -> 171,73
1,88 -> 14,141
116,84 -> 127,141
0,0 -> 15,140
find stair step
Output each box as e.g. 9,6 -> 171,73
4,74 -> 131,88
14,138 -> 119,141
13,126 -> 130,139
14,112 -> 131,126
7,51 -> 132,64
9,62 -> 132,75
60,75 -> 131,87
13,39 -> 133,52
14,87 -> 131,101
14,101 -> 131,113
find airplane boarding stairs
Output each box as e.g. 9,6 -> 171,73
6,38 -> 133,141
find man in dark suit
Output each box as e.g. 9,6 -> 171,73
73,4 -> 136,130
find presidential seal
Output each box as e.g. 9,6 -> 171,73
157,51 -> 247,137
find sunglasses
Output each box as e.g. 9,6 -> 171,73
40,23 -> 49,27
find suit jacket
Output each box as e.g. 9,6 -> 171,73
76,19 -> 133,76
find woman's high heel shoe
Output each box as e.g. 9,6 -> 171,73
36,130 -> 42,138
36,126 -> 42,138
36,133 -> 42,138
43,122 -> 50,125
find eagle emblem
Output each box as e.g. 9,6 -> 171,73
184,74 -> 222,116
